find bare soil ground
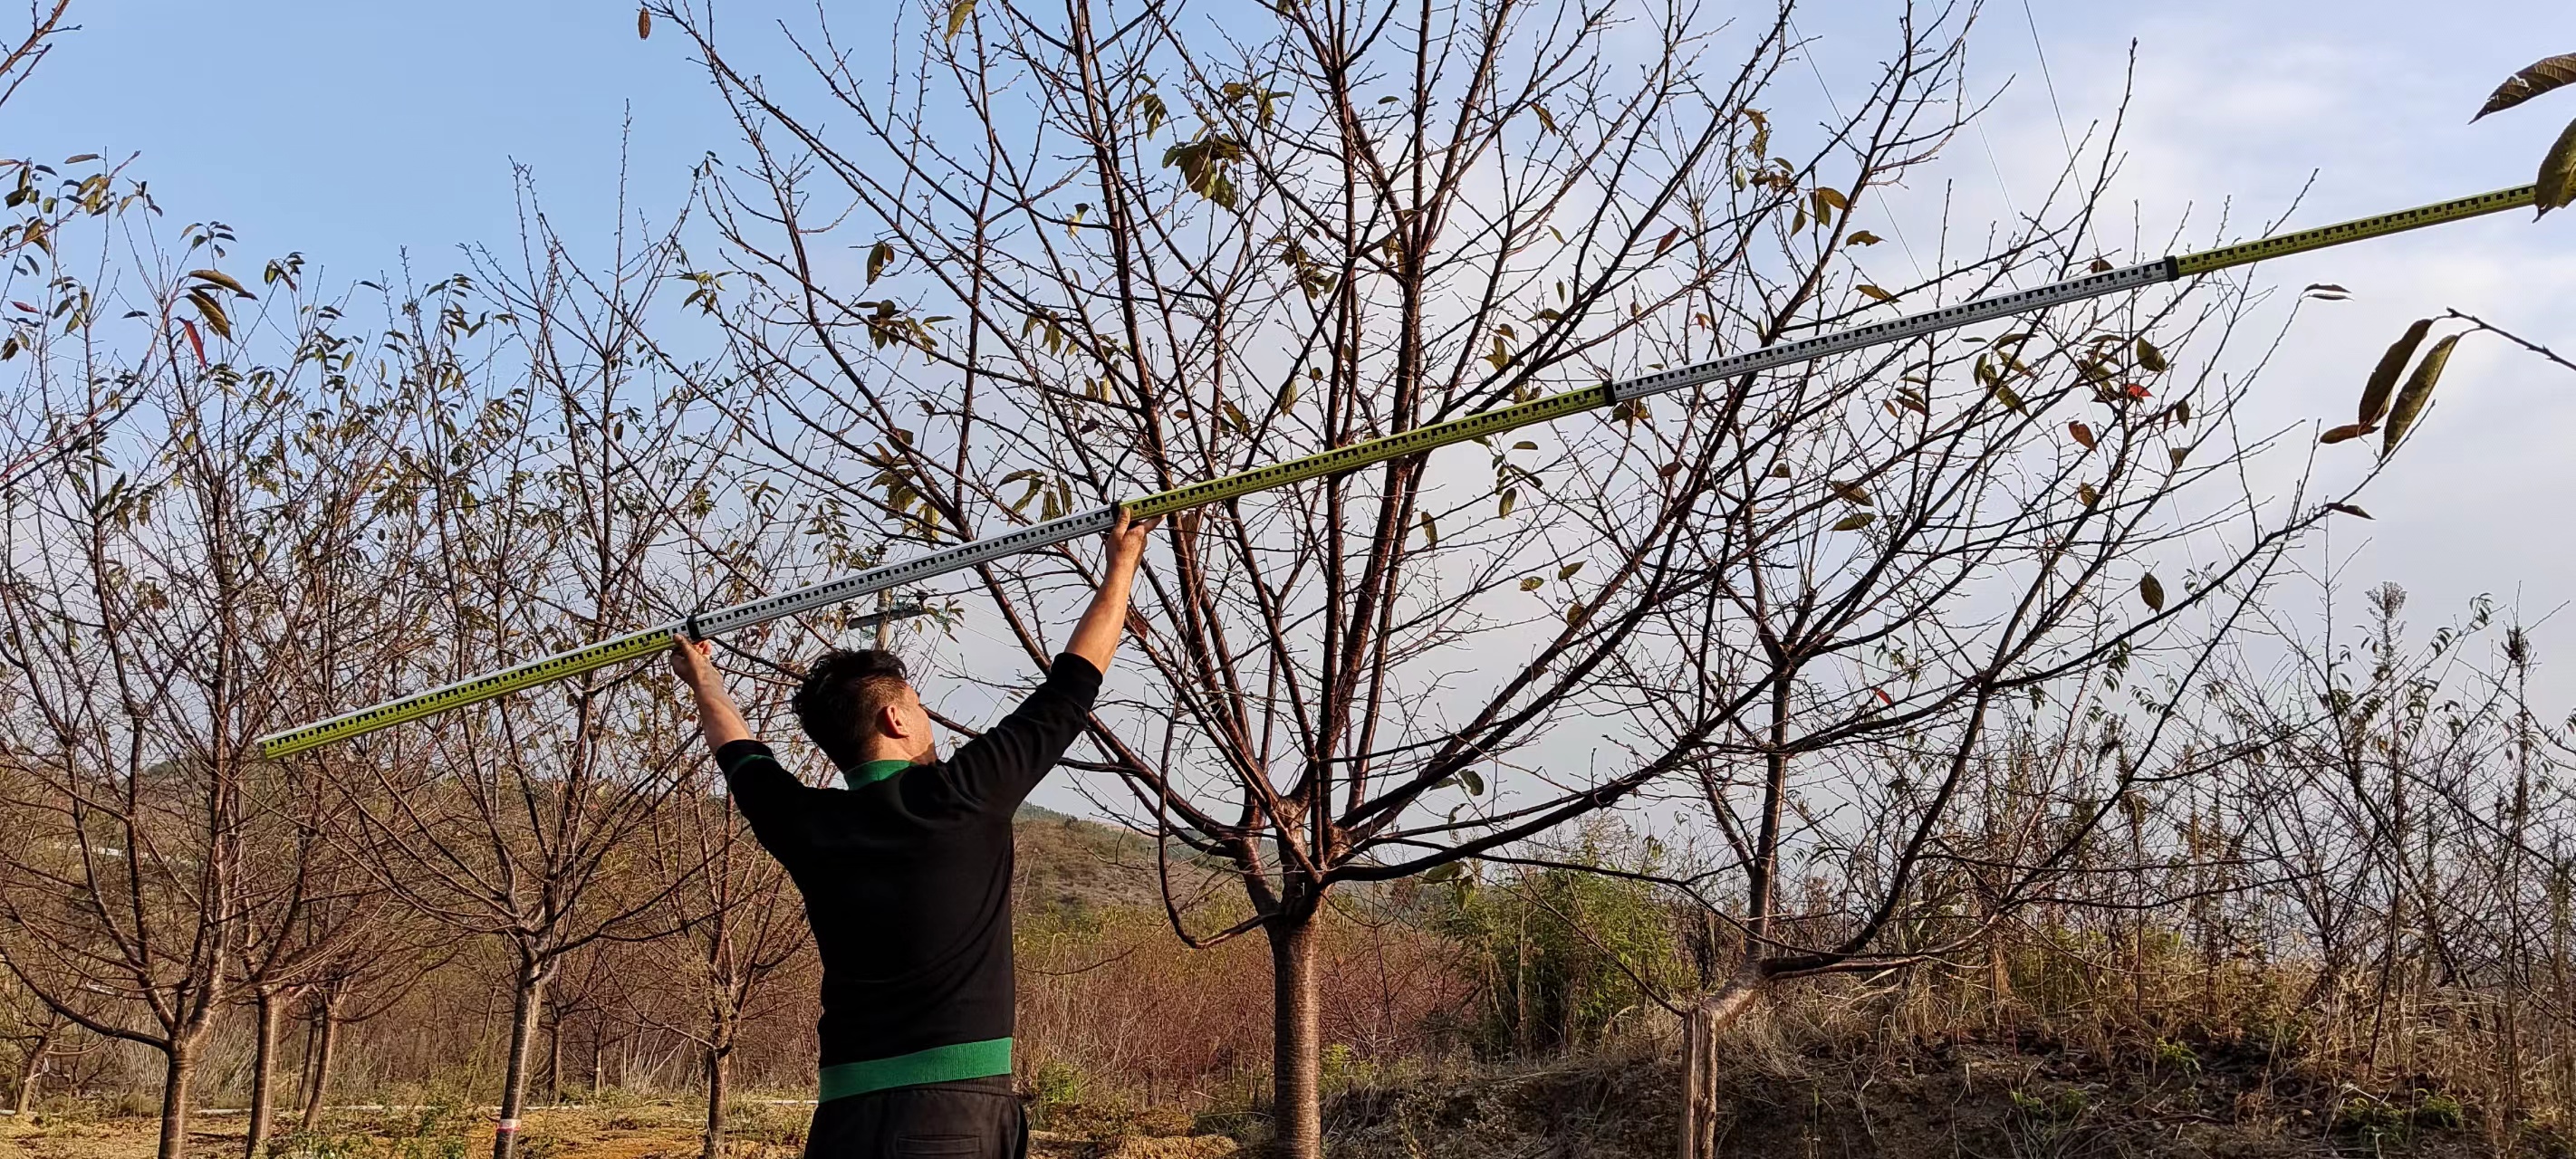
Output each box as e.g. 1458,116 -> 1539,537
7,1027 -> 2556,1158
0,1102 -> 1243,1159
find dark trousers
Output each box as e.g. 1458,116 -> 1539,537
804,1076 -> 1027,1159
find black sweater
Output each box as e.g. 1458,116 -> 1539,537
714,653 -> 1101,1097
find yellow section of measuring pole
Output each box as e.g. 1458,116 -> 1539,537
257,626 -> 679,759
1124,385 -> 1614,519
2174,186 -> 2535,276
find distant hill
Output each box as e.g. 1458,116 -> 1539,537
1013,803 -> 1219,915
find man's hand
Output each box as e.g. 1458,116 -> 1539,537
669,636 -> 752,751
1065,507 -> 1160,673
1105,506 -> 1160,571
668,637 -> 719,689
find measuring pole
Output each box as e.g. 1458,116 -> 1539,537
256,184 -> 2540,759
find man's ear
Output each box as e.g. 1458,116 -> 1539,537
875,701 -> 910,740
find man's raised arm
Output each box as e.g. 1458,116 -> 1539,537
669,637 -> 752,754
1062,508 -> 1158,674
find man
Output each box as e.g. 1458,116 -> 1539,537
668,512 -> 1157,1158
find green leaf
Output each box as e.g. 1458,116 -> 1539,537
1498,488 -> 1517,518
2139,573 -> 2165,612
2135,337 -> 2167,374
2319,422 -> 2377,445
866,240 -> 894,284
1518,576 -> 1543,591
2358,319 -> 2433,424
1845,230 -> 1883,246
945,0 -> 976,43
2539,113 -> 2576,218
2474,53 -> 2576,120
1457,768 -> 1485,795
1557,561 -> 1583,580
2382,333 -> 2462,459
1856,284 -> 1894,302
1831,512 -> 1875,532
1828,480 -> 1871,506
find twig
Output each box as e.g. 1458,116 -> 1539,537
2445,310 -> 2576,377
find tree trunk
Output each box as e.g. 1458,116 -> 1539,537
1678,970 -> 1768,1159
544,1018 -> 563,1105
157,1043 -> 199,1159
245,990 -> 284,1155
1266,913 -> 1322,1159
13,1023 -> 51,1116
301,992 -> 341,1133
700,1046 -> 729,1159
491,962 -> 549,1159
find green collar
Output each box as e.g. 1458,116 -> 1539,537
849,759 -> 914,787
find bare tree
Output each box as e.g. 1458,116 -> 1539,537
0,197 -> 409,1158
630,0 -> 2247,1151
227,769 -> 405,1155
313,184 -> 739,1159
640,742 -> 813,1159
0,984 -> 73,1116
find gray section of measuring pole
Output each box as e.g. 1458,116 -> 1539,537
686,505 -> 1121,639
1608,260 -> 2176,405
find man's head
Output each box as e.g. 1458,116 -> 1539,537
792,649 -> 933,770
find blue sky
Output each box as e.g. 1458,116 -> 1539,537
12,1 -> 2576,811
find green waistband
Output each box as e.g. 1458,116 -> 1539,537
817,1038 -> 1013,1101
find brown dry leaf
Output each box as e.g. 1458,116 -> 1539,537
637,6 -> 651,38
2326,503 -> 2374,520
2475,53 -> 2576,120
2382,333 -> 2463,460
2139,573 -> 2165,612
2358,319 -> 2432,424
2077,482 -> 2100,507
2540,114 -> 2576,218
2068,420 -> 2096,451
2319,423 -> 2378,445
1856,284 -> 1895,302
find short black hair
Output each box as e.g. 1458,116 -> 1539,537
792,649 -> 912,771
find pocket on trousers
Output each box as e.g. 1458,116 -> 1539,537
895,1135 -> 982,1158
